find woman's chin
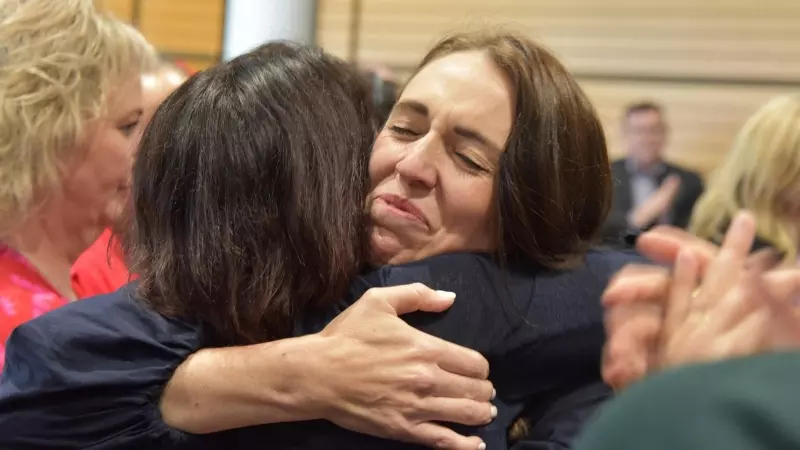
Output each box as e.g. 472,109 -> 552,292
369,228 -> 406,266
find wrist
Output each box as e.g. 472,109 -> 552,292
160,337 -> 331,433
257,333 -> 334,422
248,335 -> 322,422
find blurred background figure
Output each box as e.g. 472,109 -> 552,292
690,94 -> 800,263
71,59 -> 188,299
0,0 -> 156,361
360,64 -> 399,125
602,102 -> 704,244
141,60 -> 189,123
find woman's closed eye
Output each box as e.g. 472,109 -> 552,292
389,125 -> 419,137
455,152 -> 487,172
119,120 -> 140,137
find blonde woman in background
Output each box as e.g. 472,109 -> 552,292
71,59 -> 187,298
690,94 -> 800,263
601,94 -> 800,393
0,0 -> 156,365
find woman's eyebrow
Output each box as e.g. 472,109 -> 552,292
454,126 -> 502,154
394,100 -> 428,117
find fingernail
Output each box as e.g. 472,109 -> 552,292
491,388 -> 496,400
732,210 -> 754,231
490,405 -> 498,419
435,290 -> 456,300
478,442 -> 486,450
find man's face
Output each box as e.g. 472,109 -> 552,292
623,109 -> 667,167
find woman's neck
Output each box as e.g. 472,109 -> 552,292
3,214 -> 93,301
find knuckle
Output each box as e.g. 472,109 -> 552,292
464,402 -> 491,424
409,282 -> 427,297
478,381 -> 494,401
432,436 -> 456,449
364,287 -> 380,300
475,354 -> 490,378
408,366 -> 436,393
412,339 -> 440,360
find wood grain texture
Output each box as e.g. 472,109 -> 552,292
317,0 -> 800,176
317,0 -> 354,60
138,0 -> 224,56
96,0 -> 224,62
95,0 -> 134,22
583,79 -> 791,175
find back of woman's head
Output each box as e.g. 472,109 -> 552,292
0,0 -> 155,235
691,94 -> 800,261
126,42 -> 376,344
415,30 -> 610,268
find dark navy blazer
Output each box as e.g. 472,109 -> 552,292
0,250 -> 644,449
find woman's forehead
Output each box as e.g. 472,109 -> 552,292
398,51 -> 514,149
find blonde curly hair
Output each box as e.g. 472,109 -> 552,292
690,94 -> 800,262
0,0 -> 157,235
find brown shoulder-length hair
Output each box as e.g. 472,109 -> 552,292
411,30 -> 611,268
123,42 -> 376,345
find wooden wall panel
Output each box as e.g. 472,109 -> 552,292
138,0 -> 225,57
95,0 -> 224,68
317,0 -> 354,61
317,0 -> 800,177
95,0 -> 134,22
582,80 -> 791,176
345,0 -> 800,83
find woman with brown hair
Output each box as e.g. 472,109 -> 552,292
0,30 -> 631,449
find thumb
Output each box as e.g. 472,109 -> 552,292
377,283 -> 456,316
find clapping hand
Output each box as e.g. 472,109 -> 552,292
602,212 -> 800,391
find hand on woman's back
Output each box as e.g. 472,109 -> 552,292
309,283 -> 495,450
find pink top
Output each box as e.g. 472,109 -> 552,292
0,244 -> 70,370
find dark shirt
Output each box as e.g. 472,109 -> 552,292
625,159 -> 669,224
0,250 -> 645,449
602,159 -> 704,247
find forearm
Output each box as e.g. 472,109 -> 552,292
159,334 -> 326,434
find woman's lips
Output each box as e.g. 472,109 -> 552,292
375,194 -> 429,228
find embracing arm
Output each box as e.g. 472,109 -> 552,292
161,284 -> 496,450
160,337 -> 323,433
0,299 -> 201,449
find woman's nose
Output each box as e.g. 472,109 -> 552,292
395,138 -> 438,190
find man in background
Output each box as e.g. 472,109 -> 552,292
602,101 -> 704,245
